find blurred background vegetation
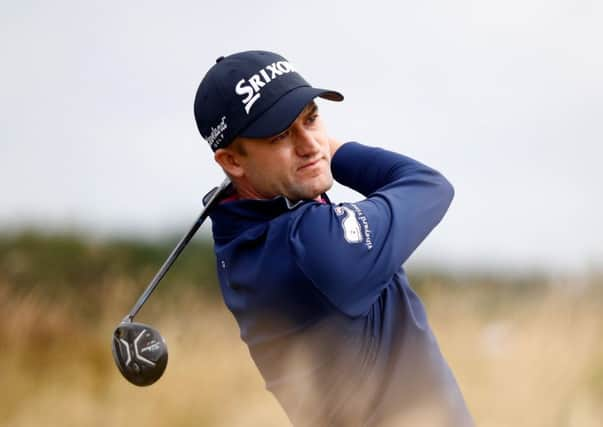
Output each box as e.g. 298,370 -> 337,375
1,230 -> 602,426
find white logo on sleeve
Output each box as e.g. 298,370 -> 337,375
335,204 -> 374,250
336,206 -> 363,244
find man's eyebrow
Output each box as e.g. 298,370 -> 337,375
271,102 -> 318,138
304,102 -> 318,116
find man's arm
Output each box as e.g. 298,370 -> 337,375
288,142 -> 454,317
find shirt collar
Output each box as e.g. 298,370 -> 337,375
210,192 -> 330,241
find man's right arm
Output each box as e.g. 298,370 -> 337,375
289,142 -> 454,317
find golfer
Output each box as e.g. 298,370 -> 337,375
194,50 -> 473,426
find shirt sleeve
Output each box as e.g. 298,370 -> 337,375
288,142 -> 454,317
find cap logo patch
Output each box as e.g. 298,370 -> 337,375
235,61 -> 295,114
205,116 -> 228,150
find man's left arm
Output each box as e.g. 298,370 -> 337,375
288,142 -> 454,317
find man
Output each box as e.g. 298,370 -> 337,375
194,51 -> 473,426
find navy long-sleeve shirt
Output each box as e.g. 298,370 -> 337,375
209,142 -> 473,426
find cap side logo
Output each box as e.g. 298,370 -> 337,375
204,116 -> 228,150
235,61 -> 295,114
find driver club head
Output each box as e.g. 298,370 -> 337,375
112,321 -> 168,386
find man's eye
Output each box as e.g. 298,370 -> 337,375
306,114 -> 319,124
271,130 -> 289,143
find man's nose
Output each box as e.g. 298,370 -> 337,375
294,126 -> 320,157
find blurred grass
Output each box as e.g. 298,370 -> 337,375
1,230 -> 602,426
0,230 -> 218,293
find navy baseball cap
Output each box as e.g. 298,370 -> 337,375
194,50 -> 343,151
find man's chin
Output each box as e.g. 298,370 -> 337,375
288,177 -> 333,201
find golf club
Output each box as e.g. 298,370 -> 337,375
112,177 -> 231,386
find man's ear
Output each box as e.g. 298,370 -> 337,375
214,148 -> 245,178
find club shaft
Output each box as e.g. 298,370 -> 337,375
123,177 -> 230,323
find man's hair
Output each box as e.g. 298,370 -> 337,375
228,138 -> 248,156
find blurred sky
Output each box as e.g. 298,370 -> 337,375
1,1 -> 602,275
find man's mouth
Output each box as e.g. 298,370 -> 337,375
298,158 -> 322,171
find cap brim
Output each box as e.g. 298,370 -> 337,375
238,86 -> 343,139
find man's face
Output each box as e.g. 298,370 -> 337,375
221,102 -> 334,201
